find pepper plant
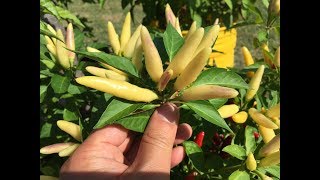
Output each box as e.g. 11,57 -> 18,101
40,1 -> 280,179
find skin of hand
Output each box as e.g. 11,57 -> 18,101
60,102 -> 193,180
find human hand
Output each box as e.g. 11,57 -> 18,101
60,102 -> 192,180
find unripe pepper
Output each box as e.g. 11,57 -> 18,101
85,66 -> 128,81
76,76 -> 159,102
140,26 -> 164,82
218,104 -> 240,118
107,21 -> 121,55
241,46 -> 255,78
86,46 -> 128,76
40,142 -> 76,154
258,151 -> 280,167
259,134 -> 280,157
57,120 -> 82,141
184,21 -> 197,41
274,46 -> 280,67
194,131 -> 205,147
249,108 -> 278,129
165,3 -> 176,26
245,65 -> 265,102
131,37 -> 143,72
120,12 -> 131,53
265,103 -> 280,118
174,17 -> 182,36
158,69 -> 173,92
56,29 -> 71,69
165,28 -> 204,79
268,0 -> 280,16
58,143 -> 80,157
231,111 -> 248,124
123,25 -> 142,59
174,47 -> 212,91
193,19 -> 219,57
180,85 -> 239,101
261,44 -> 273,67
246,152 -> 257,171
258,126 -> 275,143
66,23 -> 75,63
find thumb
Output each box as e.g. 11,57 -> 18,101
128,102 -> 179,173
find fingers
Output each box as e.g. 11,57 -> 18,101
126,102 -> 180,173
171,146 -> 186,168
175,123 -> 193,145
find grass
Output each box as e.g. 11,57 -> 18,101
67,0 -> 279,68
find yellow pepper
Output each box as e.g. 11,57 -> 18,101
249,108 -> 278,129
259,151 -> 280,167
268,0 -> 280,16
158,69 -> 173,92
85,66 -> 128,81
120,12 -> 131,53
131,38 -> 143,72
218,104 -> 240,118
107,21 -> 121,55
123,25 -> 142,59
165,3 -> 176,26
40,142 -> 76,154
265,103 -> 280,118
241,46 -> 255,78
261,43 -> 273,67
231,111 -> 248,124
259,134 -> 280,157
246,152 -> 257,171
174,17 -> 182,36
58,143 -> 80,157
258,125 -> 276,143
56,29 -> 71,69
57,120 -> 82,142
66,23 -> 75,63
184,21 -> 197,41
245,65 -> 265,102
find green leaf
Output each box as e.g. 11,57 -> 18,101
208,98 -> 228,109
243,3 -> 264,24
74,28 -> 85,50
139,104 -> 159,111
264,165 -> 280,178
257,30 -> 268,43
94,99 -> 144,129
40,59 -> 55,69
73,50 -> 139,78
90,93 -> 114,128
183,141 -> 205,172
40,85 -> 47,103
115,110 -> 154,133
153,36 -> 169,64
40,122 -> 52,138
99,0 -> 106,8
224,0 -> 233,9
67,84 -> 87,94
184,100 -> 233,133
55,6 -> 85,28
40,28 -> 63,43
192,68 -> 249,89
229,170 -> 250,180
192,13 -> 202,27
262,0 -> 269,7
63,107 -> 79,121
267,90 -> 279,108
222,144 -> 246,160
40,0 -> 59,18
245,125 -> 257,154
50,74 -> 71,94
163,23 -> 185,60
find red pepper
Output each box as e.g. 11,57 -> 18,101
194,131 -> 205,147
254,132 -> 260,139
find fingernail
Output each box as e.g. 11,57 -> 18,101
156,102 -> 179,123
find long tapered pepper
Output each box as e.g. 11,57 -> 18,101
85,66 -> 128,81
246,152 -> 257,171
174,17 -> 182,36
265,103 -> 280,118
140,26 -> 164,82
58,143 -> 80,157
86,46 -> 128,76
218,104 -> 240,118
131,37 -> 143,71
245,65 -> 265,102
165,3 -> 176,26
107,21 -> 121,55
46,44 -> 56,56
46,24 -> 57,45
123,25 -> 142,58
261,43 -> 273,67
258,126 -> 276,143
184,21 -> 197,41
258,151 -> 280,167
56,29 -> 71,69
76,76 -> 159,102
249,108 -> 278,129
158,69 -> 173,92
259,134 -> 280,157
40,142 -> 76,154
57,120 -> 82,141
194,131 -> 205,147
241,46 -> 255,78
180,85 -> 238,101
174,47 -> 212,91
66,23 -> 75,63
120,12 -> 131,52
165,28 -> 204,79
193,19 -> 219,57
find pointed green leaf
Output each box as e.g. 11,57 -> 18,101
55,6 -> 85,28
115,110 -> 154,133
40,122 -> 52,139
224,0 -> 233,9
183,141 -> 205,172
245,125 -> 257,154
229,170 -> 250,180
208,98 -> 228,109
40,85 -> 47,103
264,165 -> 280,178
63,107 -> 79,121
94,99 -> 144,129
73,50 -> 139,78
222,144 -> 246,160
40,0 -> 59,18
50,74 -> 71,94
192,68 -> 249,89
67,84 -> 87,94
163,23 -> 185,60
184,100 -> 233,133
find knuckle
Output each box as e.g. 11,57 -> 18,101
142,130 -> 172,151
